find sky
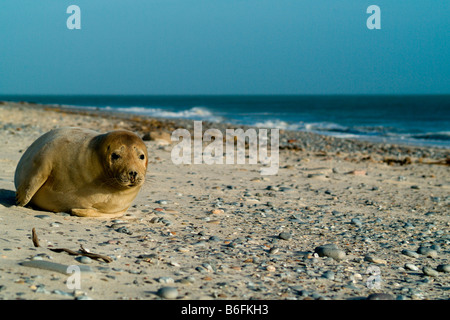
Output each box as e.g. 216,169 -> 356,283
0,0 -> 449,95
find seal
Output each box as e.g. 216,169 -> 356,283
14,127 -> 148,218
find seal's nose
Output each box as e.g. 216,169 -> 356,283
129,170 -> 137,182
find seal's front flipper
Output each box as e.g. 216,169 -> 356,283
71,208 -> 126,218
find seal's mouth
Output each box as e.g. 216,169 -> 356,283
119,178 -> 143,188
106,174 -> 144,189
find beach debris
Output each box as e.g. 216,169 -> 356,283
418,157 -> 450,166
48,245 -> 113,263
383,157 -> 412,166
30,228 -> 113,263
31,228 -> 40,247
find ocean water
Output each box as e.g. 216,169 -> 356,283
2,95 -> 450,148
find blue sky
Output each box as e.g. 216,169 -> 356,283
1,1 -> 449,95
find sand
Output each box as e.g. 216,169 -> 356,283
0,101 -> 449,301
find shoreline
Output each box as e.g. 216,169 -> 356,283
2,96 -> 450,151
0,101 -> 449,300
2,100 -> 449,158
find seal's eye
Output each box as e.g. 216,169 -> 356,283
111,153 -> 121,161
139,154 -> 145,160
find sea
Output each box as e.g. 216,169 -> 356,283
2,95 -> 449,149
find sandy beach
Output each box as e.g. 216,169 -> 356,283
0,101 -> 449,301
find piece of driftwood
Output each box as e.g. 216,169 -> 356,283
383,157 -> 412,166
31,228 -> 40,247
419,158 -> 450,166
31,228 -> 113,263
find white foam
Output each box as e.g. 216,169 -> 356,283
103,106 -> 224,123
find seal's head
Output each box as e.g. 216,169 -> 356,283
99,130 -> 148,189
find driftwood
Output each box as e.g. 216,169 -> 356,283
31,228 -> 40,247
383,157 -> 412,166
383,157 -> 450,166
418,157 -> 450,166
31,228 -> 113,263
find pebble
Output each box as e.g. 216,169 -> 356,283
314,244 -> 346,261
351,218 -> 363,227
76,256 -> 93,264
115,226 -> 133,235
76,295 -> 94,300
430,244 -> 441,252
364,254 -> 386,265
278,232 -> 292,241
34,215 -> 51,220
404,263 -> 419,271
321,270 -> 335,280
53,289 -> 73,297
422,266 -> 439,277
269,247 -> 280,255
437,264 -> 450,273
266,265 -> 276,272
158,277 -> 174,284
401,249 -> 419,258
417,247 -> 438,258
367,293 -> 395,300
156,287 -> 178,299
179,276 -> 196,284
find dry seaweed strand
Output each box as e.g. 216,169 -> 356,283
31,228 -> 113,263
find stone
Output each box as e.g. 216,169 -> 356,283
211,209 -> 224,215
417,247 -> 438,258
76,256 -> 93,264
364,254 -> 386,265
404,263 -> 419,271
401,249 -> 419,258
436,264 -> 450,273
156,287 -> 178,299
266,265 -> 276,272
34,215 -> 51,220
158,277 -> 174,284
314,244 -> 346,261
367,293 -> 395,300
422,266 -> 439,277
278,232 -> 292,240
321,270 -> 335,280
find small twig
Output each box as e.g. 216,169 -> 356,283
48,248 -> 80,255
48,246 -> 113,263
31,228 -> 40,247
79,245 -> 113,263
31,228 -> 113,263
